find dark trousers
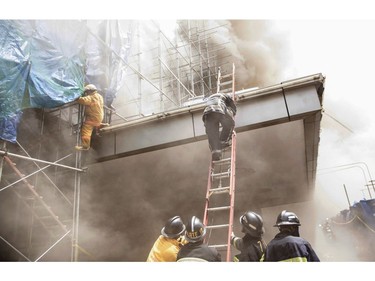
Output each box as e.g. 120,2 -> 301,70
203,112 -> 234,152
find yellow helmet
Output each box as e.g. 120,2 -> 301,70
84,84 -> 97,92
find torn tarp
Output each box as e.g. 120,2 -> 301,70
0,20 -> 86,142
0,20 -> 133,143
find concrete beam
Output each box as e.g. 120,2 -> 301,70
94,73 -> 325,163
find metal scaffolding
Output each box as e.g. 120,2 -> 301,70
0,103 -> 86,261
108,20 -> 238,125
0,19 -> 238,261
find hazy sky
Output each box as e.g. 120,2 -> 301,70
273,20 -> 375,212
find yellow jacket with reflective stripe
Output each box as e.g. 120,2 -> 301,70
147,235 -> 182,262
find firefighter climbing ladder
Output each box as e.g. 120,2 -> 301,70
203,64 -> 236,262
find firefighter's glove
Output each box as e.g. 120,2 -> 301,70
230,232 -> 236,245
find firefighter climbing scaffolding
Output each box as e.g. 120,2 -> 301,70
203,64 -> 237,262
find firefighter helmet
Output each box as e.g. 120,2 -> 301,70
161,216 -> 186,239
84,84 -> 97,92
240,211 -> 265,237
185,216 -> 206,243
274,210 -> 301,227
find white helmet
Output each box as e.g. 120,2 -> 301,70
84,84 -> 97,92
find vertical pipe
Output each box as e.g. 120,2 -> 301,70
158,22 -> 164,112
175,27 -> 181,106
137,22 -> 142,116
204,26 -> 212,96
188,20 -> 194,95
71,160 -> 81,261
343,184 -> 351,208
197,25 -> 204,96
71,105 -> 83,261
227,131 -> 236,262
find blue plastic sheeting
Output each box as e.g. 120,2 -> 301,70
0,20 -> 132,143
0,111 -> 22,143
352,198 -> 375,228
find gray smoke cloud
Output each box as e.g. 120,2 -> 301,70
2,19 -> 373,262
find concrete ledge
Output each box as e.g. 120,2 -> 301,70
94,73 -> 325,163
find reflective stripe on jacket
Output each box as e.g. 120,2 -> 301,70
261,232 -> 320,262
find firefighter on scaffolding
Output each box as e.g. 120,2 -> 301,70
202,92 -> 236,161
75,84 -> 108,151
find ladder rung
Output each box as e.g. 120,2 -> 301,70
211,171 -> 230,179
207,206 -> 230,211
221,74 -> 232,79
37,215 -> 56,220
209,186 -> 230,193
221,88 -> 233,93
213,158 -> 231,165
220,81 -> 233,86
209,244 -> 229,249
206,224 -> 229,229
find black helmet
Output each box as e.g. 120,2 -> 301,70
185,216 -> 206,243
161,216 -> 186,239
274,210 -> 301,227
240,211 -> 265,237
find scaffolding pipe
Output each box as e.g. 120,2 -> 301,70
155,21 -> 212,92
84,22 -> 172,111
34,229 -> 71,262
0,154 -> 72,193
0,150 -> 85,173
2,156 -> 68,232
318,163 -> 372,199
0,235 -> 31,261
159,57 -> 195,98
71,104 -> 83,262
13,142 -> 73,205
343,184 -> 351,207
71,159 -> 81,262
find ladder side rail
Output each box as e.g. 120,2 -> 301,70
218,63 -> 237,261
12,189 -> 59,238
225,63 -> 236,261
226,131 -> 237,261
203,160 -> 214,226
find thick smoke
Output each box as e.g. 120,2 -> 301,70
2,20 -> 374,262
226,20 -> 289,89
